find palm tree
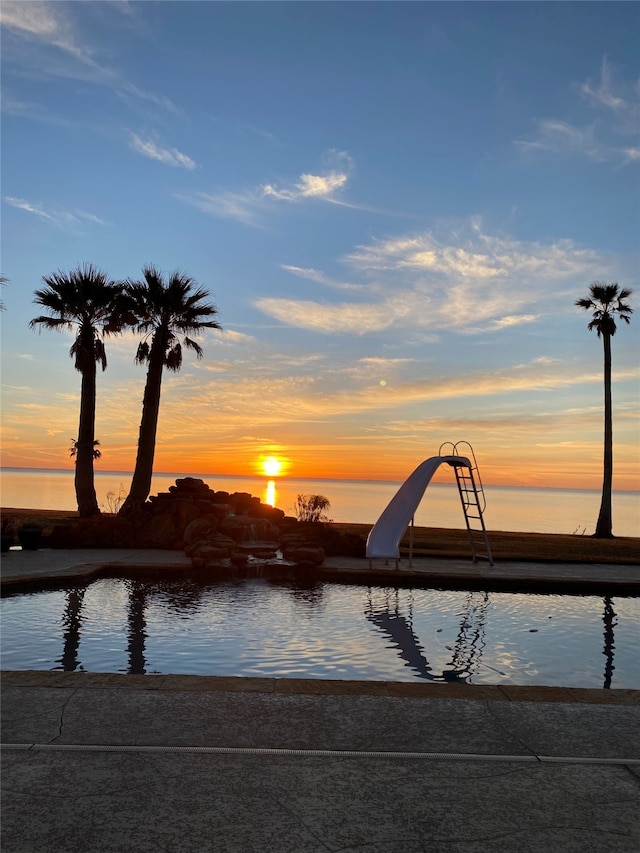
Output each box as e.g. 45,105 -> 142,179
575,282 -> 633,538
119,266 -> 220,515
30,264 -> 123,517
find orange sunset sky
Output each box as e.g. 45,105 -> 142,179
1,2 -> 638,492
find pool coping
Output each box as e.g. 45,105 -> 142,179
2,547 -> 639,594
2,670 -> 639,705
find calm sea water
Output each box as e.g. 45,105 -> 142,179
1,467 -> 638,537
2,578 -> 638,688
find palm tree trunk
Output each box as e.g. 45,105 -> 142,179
602,596 -> 615,689
58,589 -> 86,672
120,338 -> 164,515
594,332 -> 613,538
75,364 -> 100,518
126,582 -> 147,675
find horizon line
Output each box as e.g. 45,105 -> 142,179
1,466 -> 638,495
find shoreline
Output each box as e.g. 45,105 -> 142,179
2,507 -> 639,565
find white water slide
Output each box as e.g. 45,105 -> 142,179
366,454 -> 473,562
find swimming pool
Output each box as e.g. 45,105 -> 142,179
1,577 -> 638,689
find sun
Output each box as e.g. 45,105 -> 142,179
261,456 -> 283,477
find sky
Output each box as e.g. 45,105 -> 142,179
1,1 -> 639,491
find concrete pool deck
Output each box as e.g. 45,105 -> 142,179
2,671 -> 639,852
2,548 -> 640,851
1,545 -> 639,592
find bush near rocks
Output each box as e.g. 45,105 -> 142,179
42,477 -> 366,566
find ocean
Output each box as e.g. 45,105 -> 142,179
1,467 -> 638,537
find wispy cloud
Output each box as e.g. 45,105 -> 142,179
263,149 -> 353,203
254,297 -> 399,334
105,357 -> 640,430
486,314 -> 539,330
514,119 -> 604,161
514,56 -> 640,164
0,0 -> 92,63
256,220 -> 608,335
210,329 -> 257,346
0,94 -> 81,129
340,357 -> 416,382
348,228 -> 591,278
280,265 -> 367,292
263,170 -> 348,202
178,150 -> 363,225
130,134 -> 197,170
300,362 -> 640,418
3,196 -> 107,228
1,1 -> 179,114
176,188 -> 266,227
581,56 -> 625,110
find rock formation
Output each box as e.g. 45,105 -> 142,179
45,477 -> 365,570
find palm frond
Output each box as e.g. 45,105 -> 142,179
182,336 -> 204,358
29,315 -> 73,332
95,339 -> 107,371
577,282 -> 634,338
166,342 -> 182,372
69,439 -> 101,460
127,266 -> 220,372
135,341 -> 151,365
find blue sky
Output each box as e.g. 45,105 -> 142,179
1,1 -> 638,489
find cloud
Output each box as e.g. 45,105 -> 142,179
359,357 -> 415,366
3,196 -> 107,228
514,57 -> 640,165
313,362 -> 640,417
0,0 -> 90,63
340,357 -> 416,381
280,265 -> 367,292
179,150 -> 359,225
255,297 -> 400,335
478,314 -> 540,332
346,223 -> 600,280
1,1 -> 179,114
262,151 -> 371,210
263,170 -> 348,202
255,221 -> 611,335
581,56 -> 625,110
0,94 -> 82,129
130,134 -> 196,170
176,188 -> 266,226
112,357 -> 640,430
204,328 -> 257,348
514,119 -> 604,161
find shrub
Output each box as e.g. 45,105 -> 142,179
294,494 -> 331,524
102,484 -> 127,515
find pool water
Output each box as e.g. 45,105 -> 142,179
1,578 -> 638,689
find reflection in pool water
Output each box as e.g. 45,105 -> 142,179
1,578 -> 638,689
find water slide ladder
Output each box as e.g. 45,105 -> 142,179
439,441 -> 494,566
366,440 -> 494,567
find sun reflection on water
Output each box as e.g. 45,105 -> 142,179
264,480 -> 277,508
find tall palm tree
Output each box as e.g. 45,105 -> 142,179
119,266 -> 220,515
30,264 -> 123,518
575,282 -> 633,538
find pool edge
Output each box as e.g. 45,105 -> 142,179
2,670 -> 638,704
